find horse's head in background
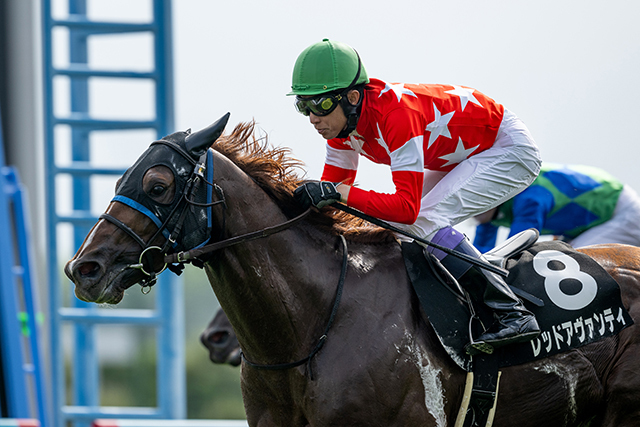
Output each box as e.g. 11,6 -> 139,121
64,114 -> 230,303
201,307 -> 241,366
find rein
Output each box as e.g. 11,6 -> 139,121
106,137 -> 312,286
241,234 -> 348,379
164,208 -> 311,264
332,202 -> 508,277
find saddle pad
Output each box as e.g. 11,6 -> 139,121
499,240 -> 633,366
402,240 -> 634,370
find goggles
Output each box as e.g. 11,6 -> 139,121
295,93 -> 343,117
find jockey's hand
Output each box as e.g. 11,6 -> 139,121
294,181 -> 342,209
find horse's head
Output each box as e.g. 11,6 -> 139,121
200,307 -> 241,366
65,113 -> 230,303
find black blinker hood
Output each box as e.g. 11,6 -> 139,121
114,113 -> 230,252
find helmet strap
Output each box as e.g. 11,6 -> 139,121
337,88 -> 364,138
336,50 -> 365,138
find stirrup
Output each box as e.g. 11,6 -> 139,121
468,326 -> 540,355
465,309 -> 495,356
466,341 -> 494,356
483,229 -> 539,269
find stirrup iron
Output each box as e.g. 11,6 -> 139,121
483,229 -> 539,269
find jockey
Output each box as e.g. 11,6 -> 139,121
474,163 -> 640,252
289,39 -> 542,354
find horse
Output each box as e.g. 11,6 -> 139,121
65,116 -> 640,426
201,307 -> 241,366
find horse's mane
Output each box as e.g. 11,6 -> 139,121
211,121 -> 396,243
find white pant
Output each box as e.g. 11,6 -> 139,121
569,185 -> 640,248
393,109 -> 542,240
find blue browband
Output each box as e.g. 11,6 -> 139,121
112,195 -> 163,229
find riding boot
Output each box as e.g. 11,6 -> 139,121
425,226 -> 540,354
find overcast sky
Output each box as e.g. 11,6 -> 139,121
178,0 -> 640,238
57,0 -> 640,240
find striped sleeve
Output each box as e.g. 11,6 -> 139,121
344,109 -> 425,223
324,142 -> 359,171
321,142 -> 359,185
389,134 -> 425,173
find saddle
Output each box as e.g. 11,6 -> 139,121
483,228 -> 539,269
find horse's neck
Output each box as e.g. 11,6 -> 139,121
206,222 -> 339,363
205,162 -> 338,363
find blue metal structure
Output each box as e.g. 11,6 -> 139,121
0,106 -> 49,425
41,1 -> 185,426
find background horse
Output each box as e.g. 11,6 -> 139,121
201,307 -> 241,366
65,118 -> 640,426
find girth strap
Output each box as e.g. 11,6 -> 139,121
455,353 -> 501,427
241,234 -> 348,380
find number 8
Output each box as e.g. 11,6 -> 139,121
532,250 -> 597,310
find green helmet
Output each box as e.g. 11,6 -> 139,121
288,39 -> 369,96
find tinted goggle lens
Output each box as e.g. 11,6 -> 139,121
295,95 -> 341,117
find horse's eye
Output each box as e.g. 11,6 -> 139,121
149,184 -> 166,197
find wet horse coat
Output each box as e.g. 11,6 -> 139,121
66,120 -> 640,426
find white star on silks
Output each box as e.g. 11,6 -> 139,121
426,103 -> 454,148
375,123 -> 391,155
345,134 -> 366,154
444,85 -> 483,111
379,82 -> 418,102
438,137 -> 480,167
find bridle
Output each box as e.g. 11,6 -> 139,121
100,139 -> 226,289
101,139 -> 311,291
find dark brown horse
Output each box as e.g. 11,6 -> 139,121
201,307 -> 241,366
65,118 -> 640,426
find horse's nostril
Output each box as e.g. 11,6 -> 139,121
77,262 -> 100,277
209,331 -> 229,345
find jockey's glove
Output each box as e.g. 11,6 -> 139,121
294,181 -> 342,209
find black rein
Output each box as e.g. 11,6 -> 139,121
163,207 -> 312,264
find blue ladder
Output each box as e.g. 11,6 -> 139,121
0,108 -> 49,426
41,1 -> 185,426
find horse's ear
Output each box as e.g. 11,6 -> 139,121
184,112 -> 231,157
